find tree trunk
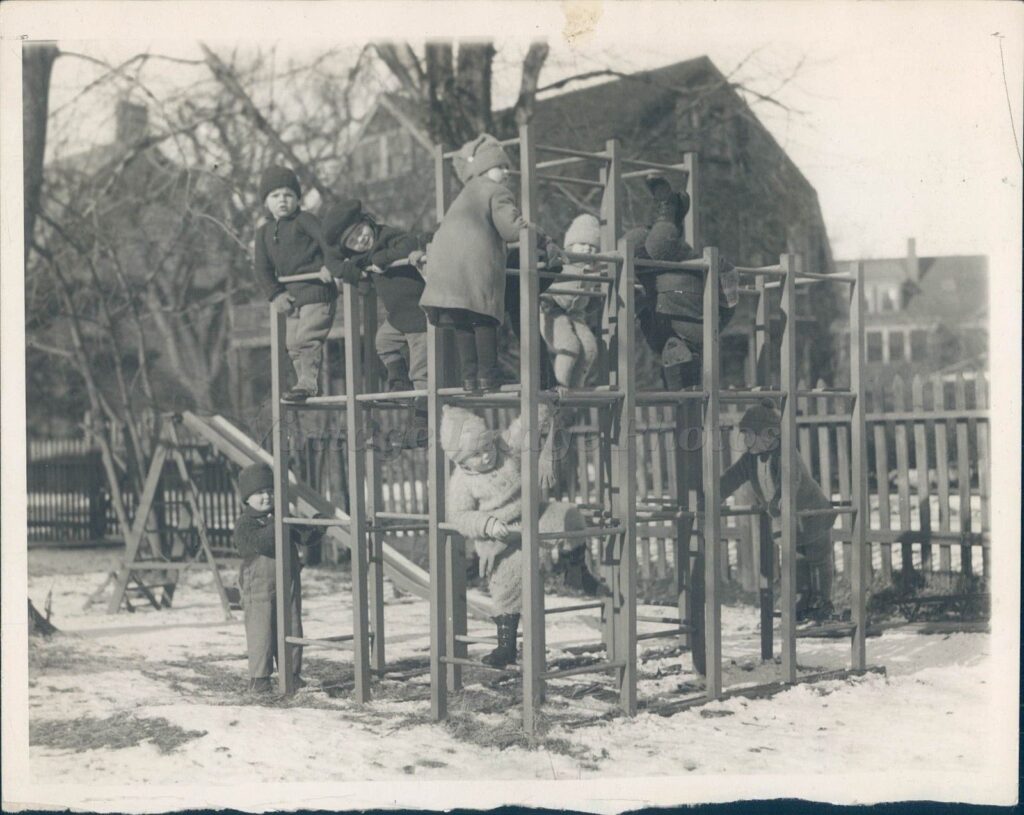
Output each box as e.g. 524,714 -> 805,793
23,44 -> 60,261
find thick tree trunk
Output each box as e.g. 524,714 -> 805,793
23,43 -> 60,260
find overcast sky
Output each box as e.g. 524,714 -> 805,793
33,1 -> 1024,266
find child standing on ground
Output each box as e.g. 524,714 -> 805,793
233,463 -> 324,693
252,166 -> 336,403
419,133 -> 529,392
320,199 -> 432,448
539,213 -> 604,390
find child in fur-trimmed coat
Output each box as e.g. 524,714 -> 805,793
440,405 -> 603,667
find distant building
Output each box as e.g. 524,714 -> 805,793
831,239 -> 988,386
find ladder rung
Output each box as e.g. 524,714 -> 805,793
796,271 -> 857,284
720,389 -> 784,402
797,389 -> 855,398
636,627 -> 691,641
545,601 -> 605,615
538,525 -> 623,542
634,257 -> 707,273
636,390 -> 703,404
282,516 -> 349,527
439,655 -> 521,674
732,264 -> 787,278
541,659 -> 625,681
798,507 -> 857,517
636,614 -> 682,625
375,512 -> 429,521
454,634 -> 498,644
356,389 -> 427,402
285,634 -> 355,648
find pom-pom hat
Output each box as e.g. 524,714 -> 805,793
739,398 -> 782,437
440,406 -> 497,465
454,133 -> 512,182
564,214 -> 601,248
323,199 -> 365,247
259,165 -> 301,203
645,221 -> 686,262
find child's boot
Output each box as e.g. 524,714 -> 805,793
248,677 -> 273,695
384,357 -> 414,393
481,613 -> 520,668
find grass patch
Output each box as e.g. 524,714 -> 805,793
31,712 -> 206,754
29,638 -> 132,677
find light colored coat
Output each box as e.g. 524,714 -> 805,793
420,176 -> 527,322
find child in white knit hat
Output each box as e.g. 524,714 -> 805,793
440,405 -> 602,667
539,213 -> 604,390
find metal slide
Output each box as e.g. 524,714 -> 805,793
180,411 -> 493,620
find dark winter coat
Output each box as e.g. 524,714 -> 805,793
253,210 -> 336,308
327,224 -> 431,334
232,506 -> 323,596
720,450 -> 837,540
420,176 -> 527,322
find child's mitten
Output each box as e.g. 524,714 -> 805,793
272,292 -> 296,315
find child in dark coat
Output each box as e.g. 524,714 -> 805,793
720,400 -> 838,621
320,199 -> 432,448
252,166 -> 336,402
419,133 -> 530,392
233,463 -> 324,693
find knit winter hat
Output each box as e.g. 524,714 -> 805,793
239,463 -> 274,502
645,221 -> 687,262
739,398 -> 782,435
440,406 -> 495,465
323,199 -> 364,247
259,165 -> 301,203
455,133 -> 512,182
564,214 -> 601,248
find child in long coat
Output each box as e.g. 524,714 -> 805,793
719,400 -> 838,621
420,133 -> 529,392
232,464 -> 324,693
440,405 -> 602,667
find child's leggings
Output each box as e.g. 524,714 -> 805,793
427,307 -> 500,379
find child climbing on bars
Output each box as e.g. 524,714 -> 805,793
252,165 -> 336,403
319,198 -> 432,449
233,464 -> 325,693
440,405 -> 603,667
719,399 -> 839,622
539,213 -> 604,390
419,133 -> 533,392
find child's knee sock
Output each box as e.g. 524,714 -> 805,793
453,327 -> 478,378
474,323 -> 498,376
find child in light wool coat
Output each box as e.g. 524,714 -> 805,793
440,405 -> 602,667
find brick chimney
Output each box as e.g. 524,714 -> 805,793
115,100 -> 148,146
906,237 -> 920,283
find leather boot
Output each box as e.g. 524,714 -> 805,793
384,358 -> 413,393
481,613 -> 520,667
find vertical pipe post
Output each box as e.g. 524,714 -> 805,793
270,309 -> 296,695
779,253 -> 799,683
614,234 -> 638,715
343,282 -> 372,702
429,143 -> 449,719
753,275 -> 774,658
518,123 -> 544,735
849,262 -> 868,670
362,289 -> 386,674
702,246 -> 722,699
683,151 -> 701,252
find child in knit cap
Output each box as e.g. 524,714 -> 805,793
539,213 -> 604,390
440,405 -> 602,667
318,199 -> 433,448
253,166 -> 337,403
720,399 -> 838,622
420,133 -> 532,392
233,463 -> 324,693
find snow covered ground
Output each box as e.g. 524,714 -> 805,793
22,548 -> 1010,808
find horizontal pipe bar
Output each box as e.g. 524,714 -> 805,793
634,258 -> 708,272
797,271 -> 857,283
636,614 -> 683,625
439,655 -> 521,674
635,390 -> 704,404
454,634 -> 498,644
535,143 -> 610,161
619,156 -> 688,173
621,167 -> 687,180
509,168 -> 607,189
720,389 -> 785,402
282,516 -> 349,527
375,511 -> 429,521
540,660 -> 625,681
506,268 -> 615,284
545,601 -> 605,615
370,522 -> 428,534
636,627 -> 692,641
797,507 -> 856,517
732,265 -> 787,278
797,389 -> 855,398
536,155 -> 594,171
539,525 -> 624,541
356,388 -> 427,402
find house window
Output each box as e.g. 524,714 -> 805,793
878,285 -> 899,313
910,329 -> 928,361
867,331 -> 883,362
889,331 -> 905,362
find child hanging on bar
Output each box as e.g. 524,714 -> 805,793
539,213 -> 604,390
252,166 -> 336,403
719,399 -> 839,622
319,199 -> 432,449
233,464 -> 325,693
629,176 -> 739,390
419,133 -> 531,392
440,405 -> 603,667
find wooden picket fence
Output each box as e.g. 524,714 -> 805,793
26,370 -> 990,590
